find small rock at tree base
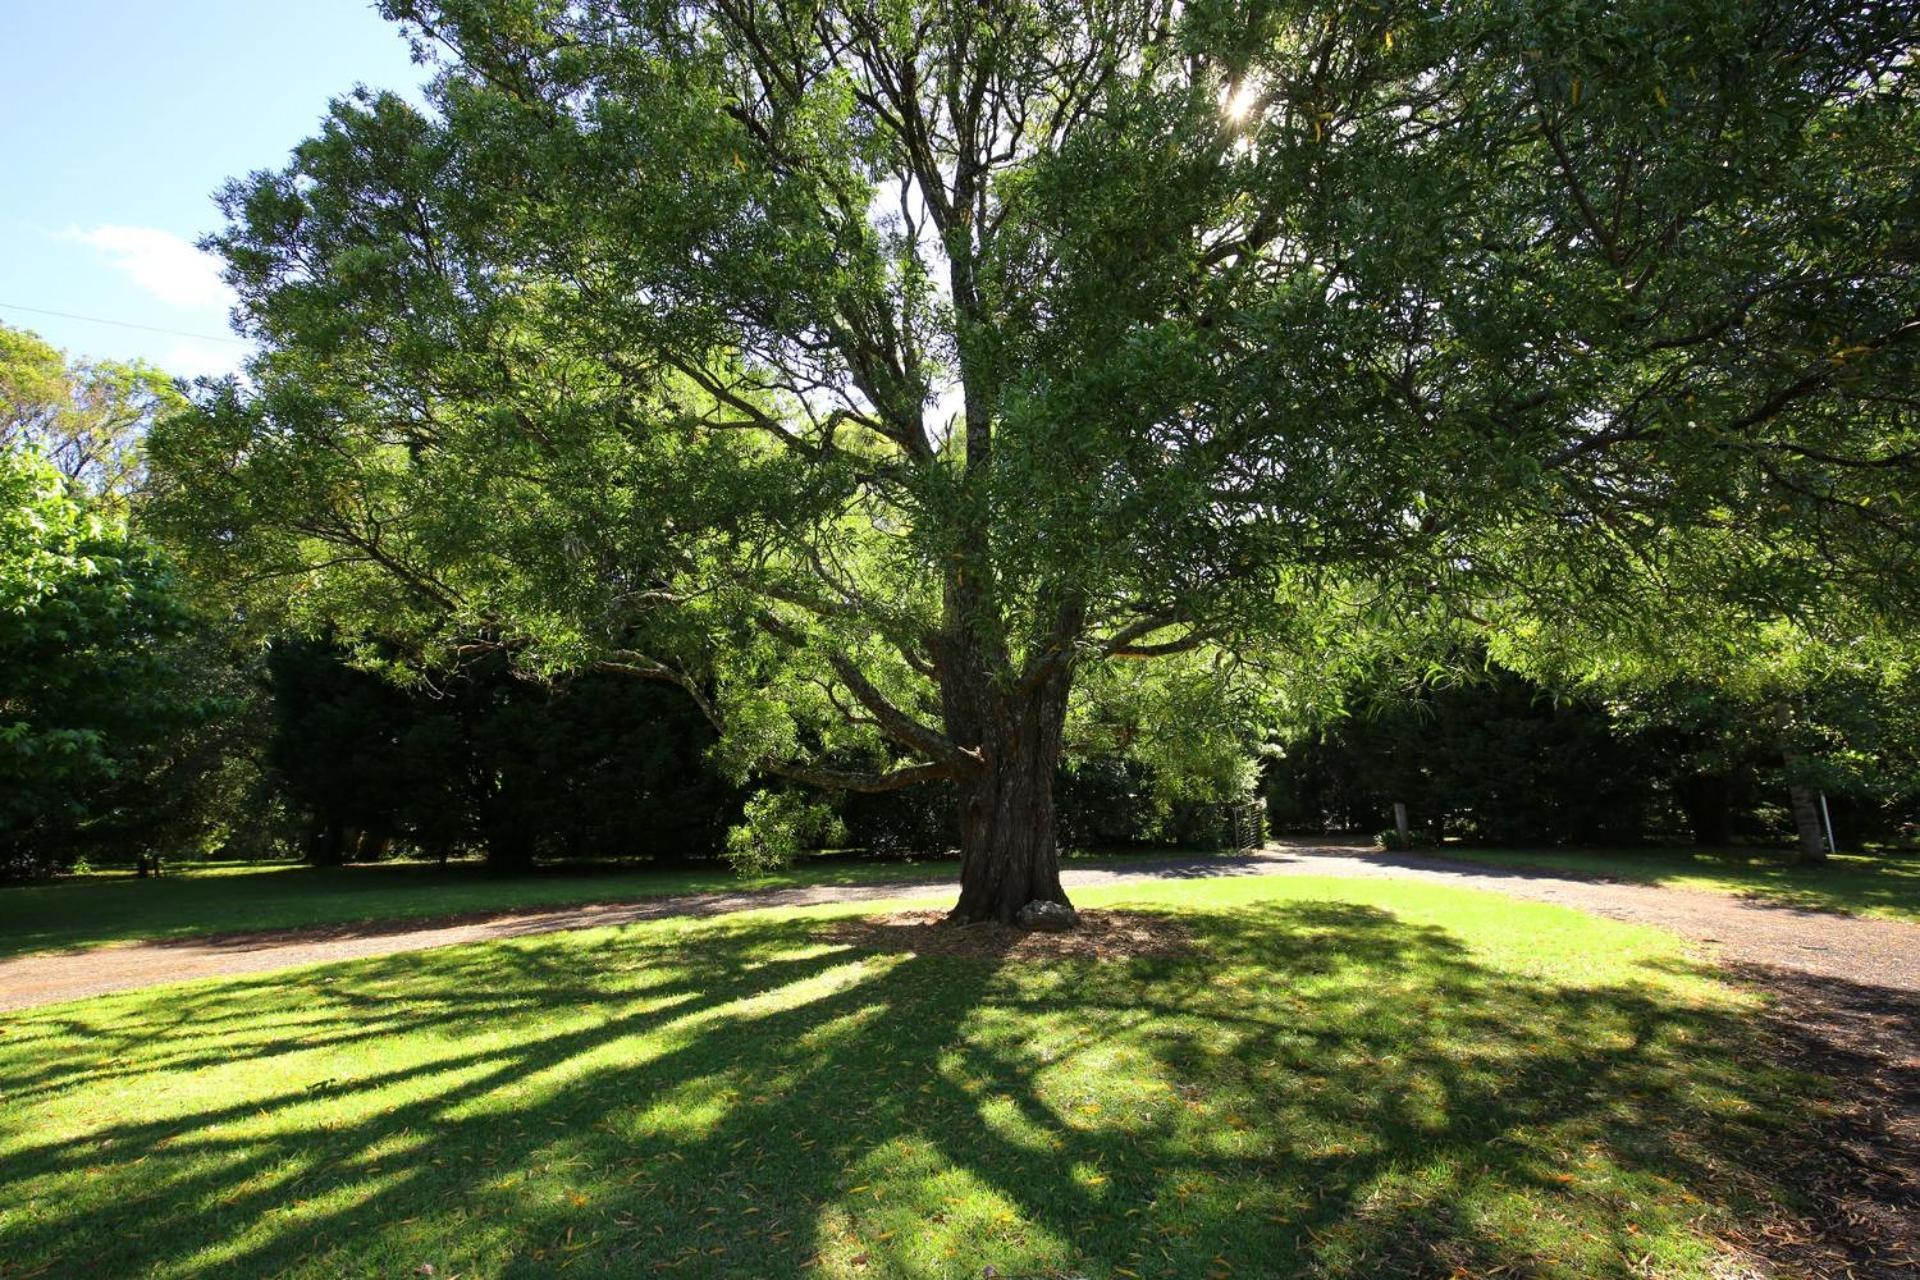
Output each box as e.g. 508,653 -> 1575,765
1016,900 -> 1079,932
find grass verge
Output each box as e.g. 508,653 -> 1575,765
1410,846 -> 1920,923
0,876 -> 1814,1279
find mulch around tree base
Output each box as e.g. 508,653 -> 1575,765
1729,964 -> 1920,1280
825,908 -> 1194,960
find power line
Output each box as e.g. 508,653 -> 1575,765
0,300 -> 249,346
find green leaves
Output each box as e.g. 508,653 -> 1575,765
0,322 -> 185,506
724,790 -> 848,874
0,448 -> 208,874
147,0 -> 1920,825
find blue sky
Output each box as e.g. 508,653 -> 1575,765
0,1 -> 430,377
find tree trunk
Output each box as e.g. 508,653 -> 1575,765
484,821 -> 536,871
305,818 -> 347,867
930,479 -> 1081,923
1784,779 -> 1828,864
1773,701 -> 1827,865
947,687 -> 1074,925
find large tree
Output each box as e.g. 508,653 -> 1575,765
150,0 -> 1919,920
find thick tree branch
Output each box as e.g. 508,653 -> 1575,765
1097,613 -> 1196,659
599,650 -> 954,792
760,758 -> 954,792
755,610 -> 964,763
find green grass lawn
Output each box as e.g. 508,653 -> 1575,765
0,876 -> 1815,1279
0,854 -> 988,961
1410,845 -> 1920,923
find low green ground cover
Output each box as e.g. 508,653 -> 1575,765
0,876 -> 1812,1279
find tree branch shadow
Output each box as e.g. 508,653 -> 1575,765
0,901 -> 1818,1279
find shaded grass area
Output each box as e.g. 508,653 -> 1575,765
0,851 -> 1033,960
1418,846 -> 1920,923
0,877 -> 1813,1279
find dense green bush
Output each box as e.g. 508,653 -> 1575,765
1267,667 -> 1657,846
839,783 -> 958,857
1268,661 -> 1920,850
1373,827 -> 1438,852
724,791 -> 846,874
0,449 -> 225,876
266,639 -> 740,867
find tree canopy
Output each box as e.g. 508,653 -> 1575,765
264,635 -> 738,868
150,0 -> 1920,919
0,447 -> 218,876
0,323 -> 186,506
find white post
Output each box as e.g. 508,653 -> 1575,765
1819,793 -> 1837,855
1393,802 -> 1410,851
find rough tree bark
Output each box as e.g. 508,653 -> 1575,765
935,592 -> 1080,924
1773,702 -> 1828,865
947,688 -> 1075,924
1783,777 -> 1829,864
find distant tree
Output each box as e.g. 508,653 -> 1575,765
470,660 -> 741,864
151,0 -> 1920,920
0,323 -> 185,505
0,448 -> 213,876
265,637 -> 739,867
264,636 -> 418,865
1611,670 -> 1920,857
1267,661 -> 1658,846
1271,649 -> 1920,854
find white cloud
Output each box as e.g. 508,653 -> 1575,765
59,224 -> 233,309
160,337 -> 248,380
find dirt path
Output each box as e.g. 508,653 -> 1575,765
3,840 -> 1915,1012
1268,844 -> 1920,992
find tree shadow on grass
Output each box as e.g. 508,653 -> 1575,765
0,901 -> 1812,1279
